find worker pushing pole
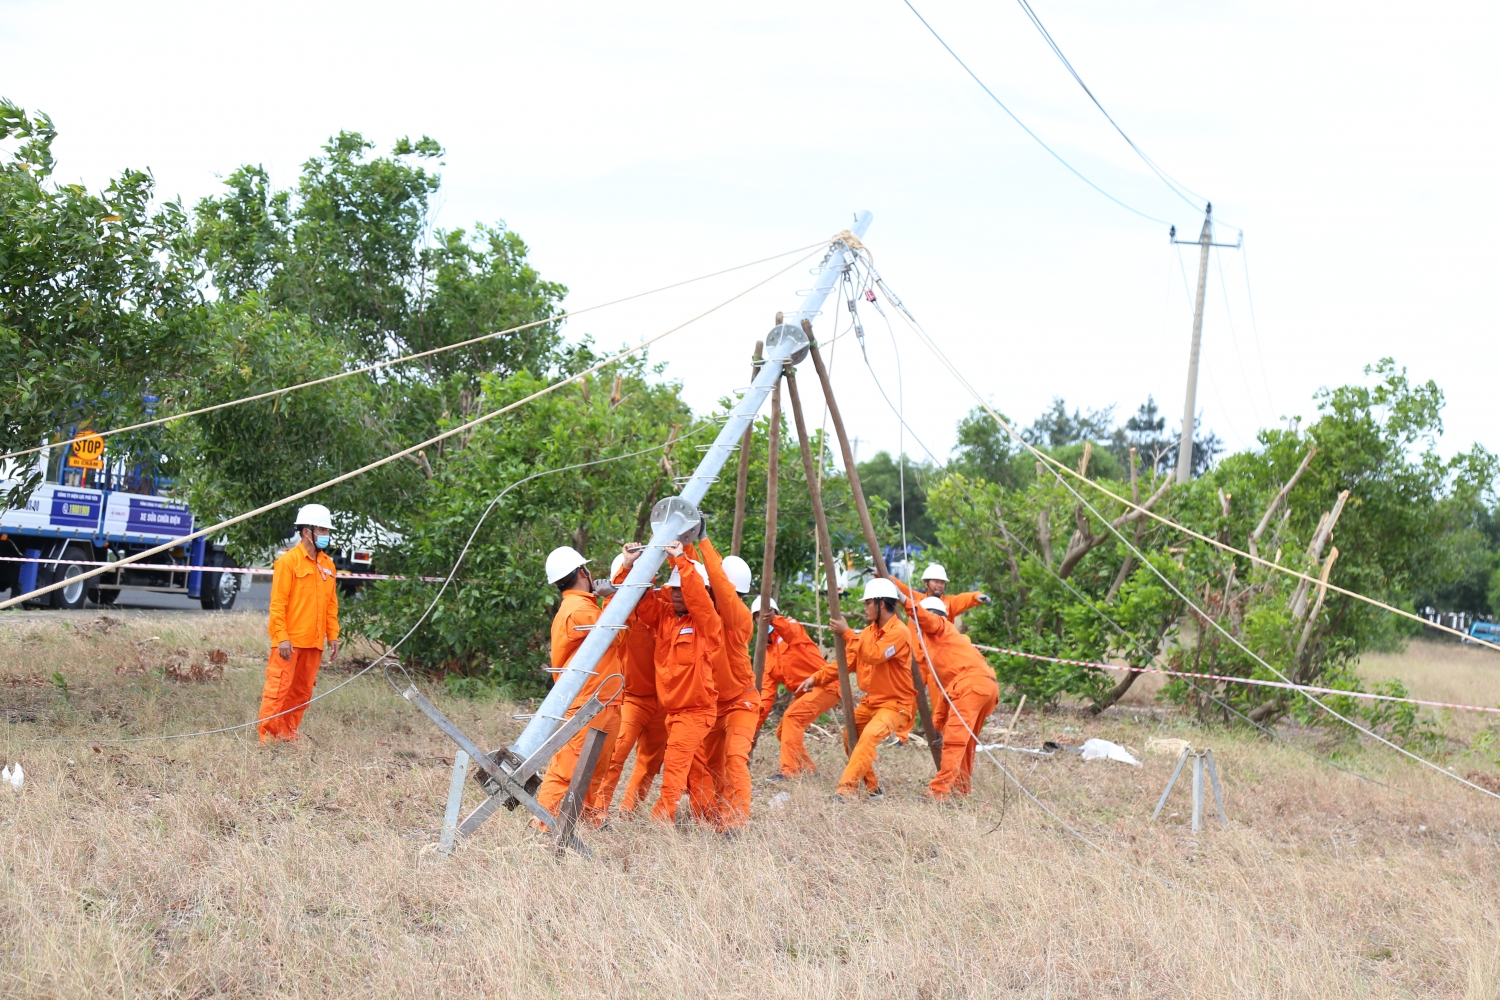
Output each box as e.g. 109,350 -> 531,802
803,318 -> 944,768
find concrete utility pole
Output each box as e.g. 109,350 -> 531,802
1171,204 -> 1241,485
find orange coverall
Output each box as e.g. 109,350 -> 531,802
593,566 -> 663,815
633,554 -> 721,825
813,616 -> 915,796
688,537 -> 758,830
533,588 -> 626,826
898,580 -> 1001,798
760,615 -> 839,777
259,543 -> 339,742
893,589 -> 987,741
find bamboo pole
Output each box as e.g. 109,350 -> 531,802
785,371 -> 857,755
802,320 -> 942,767
730,340 -> 764,557
750,376 -> 781,690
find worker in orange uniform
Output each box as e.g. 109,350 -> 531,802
627,540 -> 721,825
259,504 -> 341,742
797,578 -> 915,800
687,534 -> 758,831
532,544 -> 625,828
895,577 -> 1001,799
919,563 -> 990,621
594,549 -> 666,815
759,599 -> 841,781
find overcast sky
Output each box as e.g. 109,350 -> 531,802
3,0 -> 1495,469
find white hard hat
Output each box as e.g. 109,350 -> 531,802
920,596 -> 949,616
721,555 -> 753,594
921,562 -> 949,582
861,578 -> 900,602
665,560 -> 710,589
544,546 -> 590,585
749,595 -> 779,614
294,503 -> 333,531
610,552 -> 626,577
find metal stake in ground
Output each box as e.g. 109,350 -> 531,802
1151,747 -> 1226,832
803,319 -> 943,768
731,339 -> 764,557
785,369 -> 857,756
551,727 -> 609,856
750,374 -> 782,691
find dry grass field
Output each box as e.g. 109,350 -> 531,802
3,612 -> 1500,998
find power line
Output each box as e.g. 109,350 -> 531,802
899,0 -> 1175,228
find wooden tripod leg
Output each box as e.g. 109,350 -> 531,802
552,727 -> 609,857
786,371 -> 857,756
804,322 -> 942,768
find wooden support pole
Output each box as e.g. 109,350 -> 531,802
785,371 -> 857,756
551,727 -> 608,857
803,320 -> 943,768
731,340 -> 764,557
750,375 -> 781,690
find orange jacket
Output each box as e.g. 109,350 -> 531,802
815,615 -> 915,712
633,555 -> 722,713
697,536 -> 756,703
550,589 -> 627,710
610,562 -> 657,700
268,543 -> 339,649
767,615 -> 829,689
895,579 -> 995,693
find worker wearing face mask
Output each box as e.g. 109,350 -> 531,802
259,504 -> 340,742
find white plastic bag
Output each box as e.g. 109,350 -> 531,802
1080,738 -> 1140,766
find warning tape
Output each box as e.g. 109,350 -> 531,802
0,554 -> 446,583
798,620 -> 1500,716
973,643 -> 1500,716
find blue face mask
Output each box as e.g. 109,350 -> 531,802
315,534 -> 331,550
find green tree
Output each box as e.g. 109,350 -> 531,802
0,100 -> 208,504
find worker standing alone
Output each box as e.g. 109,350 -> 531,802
259,504 -> 340,742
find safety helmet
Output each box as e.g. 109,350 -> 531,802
610,552 -> 626,578
544,546 -> 590,586
920,596 -> 949,616
665,560 -> 710,588
749,595 -> 779,614
920,562 -> 949,583
861,578 -> 900,602
721,555 -> 753,594
294,503 -> 334,531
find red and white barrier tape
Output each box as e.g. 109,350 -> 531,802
800,620 -> 1499,716
0,554 -> 446,583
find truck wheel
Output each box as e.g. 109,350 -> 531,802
200,551 -> 239,611
49,543 -> 92,610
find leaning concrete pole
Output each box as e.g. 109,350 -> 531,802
509,213 -> 873,762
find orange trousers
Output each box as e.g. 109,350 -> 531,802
688,699 -> 758,830
651,707 -> 716,825
775,684 -> 841,777
258,646 -> 323,742
928,677 -> 999,799
835,701 -> 912,797
534,702 -> 621,828
595,696 -> 668,815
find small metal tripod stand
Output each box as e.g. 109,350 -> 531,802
1151,748 -> 1226,833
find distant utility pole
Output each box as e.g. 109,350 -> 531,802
1171,203 -> 1241,484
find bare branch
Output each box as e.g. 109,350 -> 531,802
1249,446 -> 1316,560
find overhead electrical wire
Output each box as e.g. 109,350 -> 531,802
846,268 -> 1416,798
867,266 -> 1500,801
0,248 -> 827,611
899,0 -> 1175,229
0,241 -> 829,466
